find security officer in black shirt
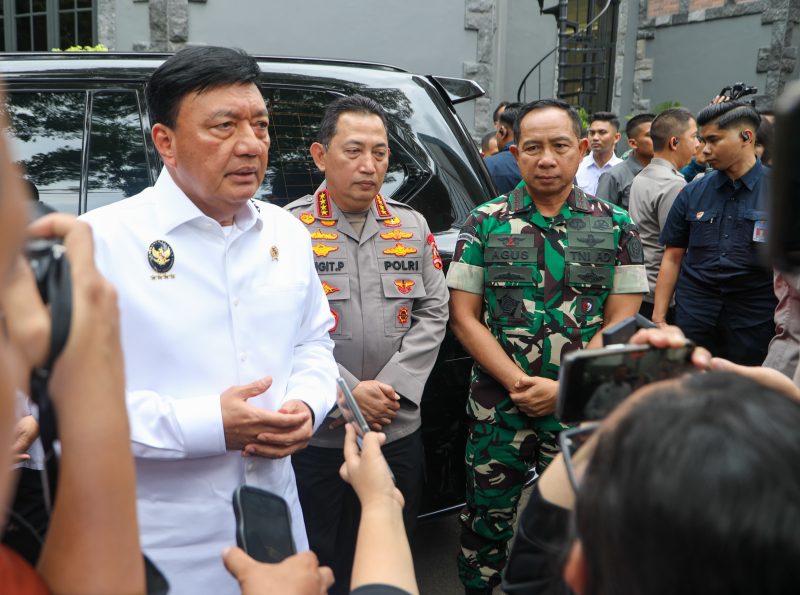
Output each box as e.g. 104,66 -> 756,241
653,100 -> 776,365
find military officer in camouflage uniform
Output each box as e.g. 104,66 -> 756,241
285,95 -> 449,595
447,99 -> 649,594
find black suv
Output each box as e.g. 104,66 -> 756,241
0,52 -> 495,517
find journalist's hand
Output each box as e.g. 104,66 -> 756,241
222,547 -> 334,595
27,215 -> 125,415
12,415 -> 39,464
510,376 -> 558,417
339,424 -> 404,511
1,257 -> 50,378
630,325 -> 712,369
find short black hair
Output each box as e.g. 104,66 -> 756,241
513,99 -> 582,143
756,117 -> 774,164
318,95 -> 388,147
493,101 -> 511,123
146,46 -> 262,129
625,113 -> 655,139
696,100 -> 761,131
497,102 -> 523,129
589,111 -> 620,132
480,130 -> 496,151
575,372 -> 800,595
650,107 -> 695,152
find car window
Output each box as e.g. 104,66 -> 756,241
3,90 -> 84,214
259,87 -> 429,208
86,92 -> 151,212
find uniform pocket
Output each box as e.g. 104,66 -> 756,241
685,209 -> 718,248
319,274 -> 351,339
380,274 -> 426,336
485,264 -> 537,327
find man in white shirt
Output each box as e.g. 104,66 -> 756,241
81,46 -> 338,594
575,111 -> 623,196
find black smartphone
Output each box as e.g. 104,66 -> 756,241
232,485 -> 296,564
335,377 -> 396,484
556,343 -> 696,423
601,314 -> 656,346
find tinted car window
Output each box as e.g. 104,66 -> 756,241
86,92 -> 151,211
259,87 -> 429,209
3,90 -> 84,214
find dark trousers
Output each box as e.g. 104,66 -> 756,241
675,304 -> 775,366
292,429 -> 424,595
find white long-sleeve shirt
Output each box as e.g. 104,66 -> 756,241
81,169 -> 337,594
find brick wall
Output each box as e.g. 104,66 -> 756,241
647,0 -> 680,18
689,0 -> 725,11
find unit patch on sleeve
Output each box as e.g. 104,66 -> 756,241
427,233 -> 443,270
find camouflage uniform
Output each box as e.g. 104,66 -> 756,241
446,182 -> 648,591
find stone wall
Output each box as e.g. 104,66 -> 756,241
463,0 -> 497,137
631,0 -> 797,110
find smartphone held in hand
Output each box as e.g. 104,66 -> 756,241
232,485 -> 296,564
557,343 -> 696,423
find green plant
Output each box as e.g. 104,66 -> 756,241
51,44 -> 108,52
577,106 -> 590,131
653,100 -> 682,114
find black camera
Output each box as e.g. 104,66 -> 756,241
25,201 -> 72,378
719,82 -> 758,103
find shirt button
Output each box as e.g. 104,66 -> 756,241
722,252 -> 727,256
233,298 -> 240,306
246,461 -> 255,473
723,234 -> 729,239
240,352 -> 248,362
727,216 -> 732,220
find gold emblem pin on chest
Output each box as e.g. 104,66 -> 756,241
270,245 -> 279,261
148,240 -> 175,279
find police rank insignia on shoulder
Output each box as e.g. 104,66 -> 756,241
383,216 -> 402,227
383,243 -> 417,257
427,233 -> 443,270
312,243 -> 339,257
300,212 -> 315,225
374,194 -> 392,218
148,240 -> 175,277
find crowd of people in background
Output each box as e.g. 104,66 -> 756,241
481,96 -> 781,369
0,42 -> 798,595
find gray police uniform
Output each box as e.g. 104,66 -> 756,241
285,188 -> 449,595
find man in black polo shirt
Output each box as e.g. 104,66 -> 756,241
653,101 -> 776,365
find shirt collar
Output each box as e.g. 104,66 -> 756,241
650,157 -> 679,173
712,160 -> 762,191
155,168 -> 263,234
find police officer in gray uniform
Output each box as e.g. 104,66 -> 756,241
285,95 -> 449,595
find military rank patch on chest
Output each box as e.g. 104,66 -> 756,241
485,234 -> 536,264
